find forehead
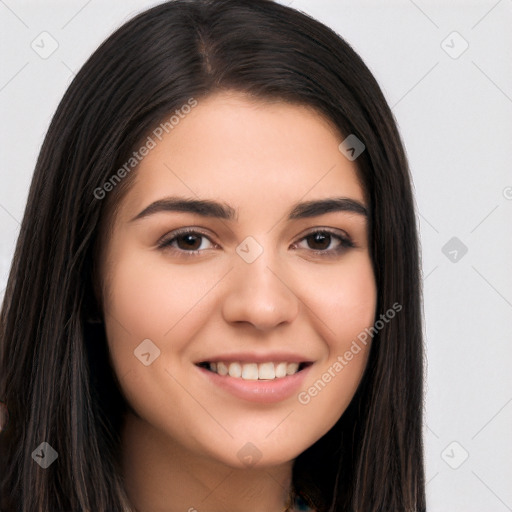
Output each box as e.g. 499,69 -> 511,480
118,91 -> 365,221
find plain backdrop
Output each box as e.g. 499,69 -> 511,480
1,1 -> 511,510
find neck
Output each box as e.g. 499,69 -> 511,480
120,412 -> 294,512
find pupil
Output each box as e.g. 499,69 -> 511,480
179,234 -> 201,250
309,233 -> 330,250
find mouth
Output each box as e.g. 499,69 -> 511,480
195,361 -> 313,381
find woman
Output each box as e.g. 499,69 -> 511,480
0,0 -> 425,510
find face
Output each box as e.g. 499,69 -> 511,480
99,90 -> 377,469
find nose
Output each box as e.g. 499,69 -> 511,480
221,249 -> 300,332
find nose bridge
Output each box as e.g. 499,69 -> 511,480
221,238 -> 300,330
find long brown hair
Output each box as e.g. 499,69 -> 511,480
0,1 -> 425,510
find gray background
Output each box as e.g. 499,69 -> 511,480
1,0 -> 511,510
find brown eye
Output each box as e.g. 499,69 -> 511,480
305,232 -> 332,251
175,233 -> 203,251
157,229 -> 215,255
294,229 -> 355,256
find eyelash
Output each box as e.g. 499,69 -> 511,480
157,227 -> 356,258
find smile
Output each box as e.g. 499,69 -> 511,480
196,361 -> 311,380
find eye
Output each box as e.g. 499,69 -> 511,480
292,229 -> 355,256
157,227 -> 355,258
157,228 -> 216,256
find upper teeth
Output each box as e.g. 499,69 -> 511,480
208,361 -> 300,380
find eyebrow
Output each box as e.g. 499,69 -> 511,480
129,196 -> 368,223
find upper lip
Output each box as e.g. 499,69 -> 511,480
194,352 -> 314,364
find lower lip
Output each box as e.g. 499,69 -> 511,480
196,364 -> 312,403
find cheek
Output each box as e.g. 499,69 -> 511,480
300,254 -> 377,344
101,249 -> 179,389
105,253 -> 178,334
101,247 -> 227,402
100,249 -> 218,438
293,255 -> 376,434
334,263 -> 376,338
103,248 -> 215,349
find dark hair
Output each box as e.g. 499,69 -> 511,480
0,0 -> 425,510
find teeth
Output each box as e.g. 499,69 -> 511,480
275,362 -> 287,378
216,362 -> 228,376
286,362 -> 299,375
228,362 -> 242,378
241,363 -> 259,380
204,361 -> 305,380
258,362 -> 275,379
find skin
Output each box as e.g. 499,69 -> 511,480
99,90 -> 377,512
